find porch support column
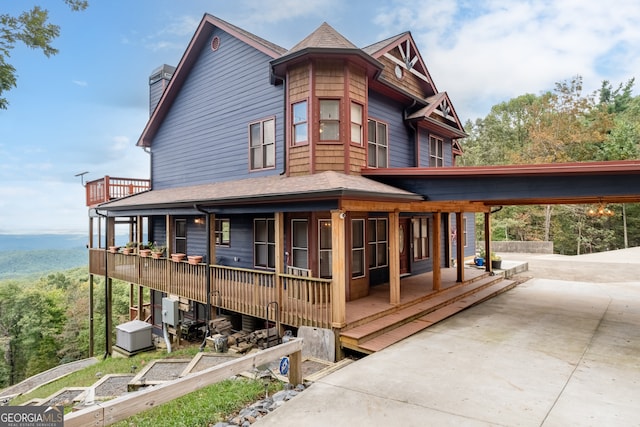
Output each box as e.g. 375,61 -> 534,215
88,216 -> 94,357
274,212 -> 284,333
484,212 -> 492,273
389,210 -> 400,305
331,210 -> 346,328
208,213 -> 216,319
137,285 -> 144,320
456,212 -> 464,283
432,212 -> 442,291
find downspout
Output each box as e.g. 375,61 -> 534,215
271,68 -> 288,176
95,208 -> 111,360
194,204 -> 211,351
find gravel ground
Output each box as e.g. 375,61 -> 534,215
94,374 -> 135,399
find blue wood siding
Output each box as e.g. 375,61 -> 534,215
450,212 -> 477,259
368,91 -> 415,168
151,28 -> 284,190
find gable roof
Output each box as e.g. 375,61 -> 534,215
98,170 -> 422,212
406,92 -> 466,138
137,14 -> 287,148
363,31 -> 438,97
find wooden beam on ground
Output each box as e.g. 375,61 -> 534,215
64,339 -> 304,427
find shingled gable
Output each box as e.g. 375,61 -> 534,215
363,31 -> 438,98
98,170 -> 422,211
270,22 -> 383,78
406,92 -> 467,139
137,14 -> 287,148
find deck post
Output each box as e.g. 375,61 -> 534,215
484,212 -> 492,273
389,210 -> 400,305
274,212 -> 284,333
331,210 -> 346,327
432,212 -> 442,291
456,212 -> 464,283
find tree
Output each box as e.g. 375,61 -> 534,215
0,1 -> 88,109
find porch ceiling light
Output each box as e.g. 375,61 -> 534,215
587,203 -> 614,217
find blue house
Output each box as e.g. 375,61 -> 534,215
86,14 -> 509,359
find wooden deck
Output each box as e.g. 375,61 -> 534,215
341,266 -> 517,354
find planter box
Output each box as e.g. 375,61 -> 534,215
139,249 -> 151,258
188,256 -> 203,265
171,253 -> 186,262
151,251 -> 163,259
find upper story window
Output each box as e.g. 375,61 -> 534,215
429,136 -> 444,167
250,118 -> 275,170
292,101 -> 308,145
215,218 -> 230,247
319,100 -> 340,141
367,119 -> 388,167
350,102 -> 363,145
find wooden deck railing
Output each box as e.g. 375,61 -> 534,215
85,176 -> 150,207
89,250 -> 332,329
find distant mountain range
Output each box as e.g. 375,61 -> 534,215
0,234 -> 87,251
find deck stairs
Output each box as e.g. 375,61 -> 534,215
340,273 -> 517,355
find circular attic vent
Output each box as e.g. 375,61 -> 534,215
211,36 -> 220,52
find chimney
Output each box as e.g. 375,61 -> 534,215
148,64 -> 175,116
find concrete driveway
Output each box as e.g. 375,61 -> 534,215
255,249 -> 640,426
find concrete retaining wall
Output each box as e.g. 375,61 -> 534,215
478,241 -> 553,254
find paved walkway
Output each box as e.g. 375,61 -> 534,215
255,249 -> 640,426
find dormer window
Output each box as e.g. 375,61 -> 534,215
319,99 -> 340,141
429,136 -> 443,167
292,101 -> 308,144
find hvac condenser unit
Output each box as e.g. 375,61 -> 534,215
116,320 -> 153,352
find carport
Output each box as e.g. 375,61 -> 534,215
364,159 -> 640,264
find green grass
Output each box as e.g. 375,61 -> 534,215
112,377 -> 281,427
10,346 -> 282,426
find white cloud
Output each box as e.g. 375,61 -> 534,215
72,80 -> 88,87
372,0 -> 640,120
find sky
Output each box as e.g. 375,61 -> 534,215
1,0 -> 639,235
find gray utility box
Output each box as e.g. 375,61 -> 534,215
116,320 -> 153,352
162,297 -> 179,326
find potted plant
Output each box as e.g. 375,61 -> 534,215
490,252 -> 502,270
139,242 -> 152,258
122,241 -> 137,255
151,242 -> 166,259
187,255 -> 203,265
474,249 -> 485,266
109,245 -> 120,254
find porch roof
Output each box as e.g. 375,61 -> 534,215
97,170 -> 423,212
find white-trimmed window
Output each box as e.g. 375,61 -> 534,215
368,218 -> 388,268
319,220 -> 332,278
250,118 -> 275,170
412,217 -> 429,260
352,219 -> 365,278
292,101 -> 308,144
291,219 -> 308,269
215,218 -> 230,247
350,102 -> 363,145
429,136 -> 444,167
254,218 -> 275,268
175,219 -> 186,254
319,100 -> 340,141
367,119 -> 388,167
